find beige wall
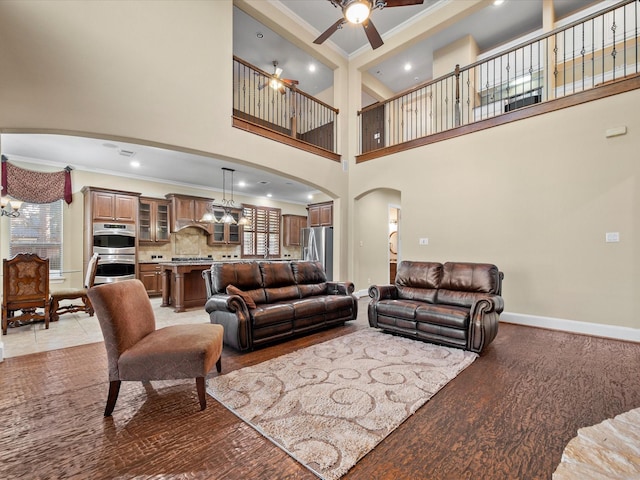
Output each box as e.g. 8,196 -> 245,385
0,0 -> 350,278
1,0 -> 638,332
351,88 -> 640,329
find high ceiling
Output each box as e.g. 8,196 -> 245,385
3,0 -> 606,204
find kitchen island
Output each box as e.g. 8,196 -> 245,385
160,260 -> 212,313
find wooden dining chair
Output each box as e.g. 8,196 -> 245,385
2,253 -> 50,335
50,253 -> 100,322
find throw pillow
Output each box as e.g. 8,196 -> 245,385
226,284 -> 257,309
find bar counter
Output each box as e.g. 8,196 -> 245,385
159,261 -> 212,313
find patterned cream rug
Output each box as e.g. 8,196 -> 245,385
208,329 -> 478,479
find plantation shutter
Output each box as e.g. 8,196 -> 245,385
242,204 -> 281,259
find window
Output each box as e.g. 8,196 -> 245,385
9,200 -> 63,276
242,204 -> 281,259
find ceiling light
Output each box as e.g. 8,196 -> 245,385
309,63 -> 316,73
238,180 -> 246,187
493,0 -> 504,5
344,0 -> 371,25
404,63 -> 412,71
256,32 -> 264,38
266,193 -> 272,198
199,167 -> 249,225
130,160 -> 140,168
307,194 -> 313,200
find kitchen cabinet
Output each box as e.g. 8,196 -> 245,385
83,187 -> 139,223
166,193 -> 214,233
207,208 -> 242,245
139,197 -> 170,244
160,262 -> 210,312
139,263 -> 162,296
282,214 -> 307,246
307,201 -> 333,227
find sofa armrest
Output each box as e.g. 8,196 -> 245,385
204,294 -> 252,351
327,281 -> 355,295
368,284 -> 398,301
468,294 -> 504,353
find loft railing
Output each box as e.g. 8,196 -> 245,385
233,56 -> 340,159
358,0 -> 639,156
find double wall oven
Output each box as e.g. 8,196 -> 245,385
92,223 -> 136,284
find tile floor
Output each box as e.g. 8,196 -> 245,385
0,297 -> 210,360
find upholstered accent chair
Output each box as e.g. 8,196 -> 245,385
2,253 -> 50,335
50,252 -> 100,322
87,279 -> 224,416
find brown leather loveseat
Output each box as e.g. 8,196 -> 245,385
368,261 -> 504,353
203,260 -> 358,351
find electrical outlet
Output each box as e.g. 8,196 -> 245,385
419,238 -> 429,245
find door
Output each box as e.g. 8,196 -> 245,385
361,103 -> 385,153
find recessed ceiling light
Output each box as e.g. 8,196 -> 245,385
238,181 -> 246,187
493,0 -> 504,5
266,193 -> 272,198
307,194 -> 313,200
309,64 -> 316,73
130,160 -> 140,168
256,32 -> 264,38
404,63 -> 412,71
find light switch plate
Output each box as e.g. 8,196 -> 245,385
605,232 -> 620,243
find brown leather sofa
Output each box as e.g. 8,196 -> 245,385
368,261 -> 504,353
203,260 -> 358,351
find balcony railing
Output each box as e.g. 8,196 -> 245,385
233,56 -> 340,160
358,0 -> 639,157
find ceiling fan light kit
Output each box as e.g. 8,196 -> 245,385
314,0 -> 424,50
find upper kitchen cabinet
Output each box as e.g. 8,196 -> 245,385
166,193 -> 214,233
206,207 -> 242,245
139,197 -> 170,244
82,187 -> 140,223
282,214 -> 307,246
307,201 -> 333,227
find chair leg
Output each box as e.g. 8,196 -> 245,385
104,380 -> 121,417
196,377 -> 206,411
216,356 -> 222,373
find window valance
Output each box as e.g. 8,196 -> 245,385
1,155 -> 72,205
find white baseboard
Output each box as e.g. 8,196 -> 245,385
500,312 -> 640,343
356,289 -> 370,298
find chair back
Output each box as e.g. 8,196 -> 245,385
84,253 -> 100,289
2,253 -> 49,309
87,279 -> 156,381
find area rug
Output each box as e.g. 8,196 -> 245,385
553,407 -> 640,479
207,329 -> 478,479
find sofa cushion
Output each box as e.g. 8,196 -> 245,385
396,261 -> 443,289
251,303 -> 295,328
211,261 -> 262,293
324,295 -> 355,313
436,290 -> 485,309
376,299 -> 424,320
396,286 -> 438,304
290,297 -> 325,318
415,303 -> 469,329
292,261 -> 327,284
226,284 -> 257,309
298,283 -> 327,297
440,262 -> 500,294
265,285 -> 300,303
260,261 -> 295,287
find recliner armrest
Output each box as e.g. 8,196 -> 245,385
204,294 -> 247,315
326,281 -> 354,295
368,284 -> 398,301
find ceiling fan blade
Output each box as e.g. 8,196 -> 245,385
362,18 -> 383,50
314,18 -> 346,45
282,79 -> 299,86
384,0 -> 424,6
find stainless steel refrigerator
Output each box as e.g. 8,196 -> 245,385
302,226 -> 333,280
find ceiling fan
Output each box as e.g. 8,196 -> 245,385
314,0 -> 424,50
258,61 -> 299,94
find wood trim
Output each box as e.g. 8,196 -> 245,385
356,73 -> 640,163
232,116 -> 341,162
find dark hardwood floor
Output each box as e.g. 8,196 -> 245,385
1,298 -> 639,479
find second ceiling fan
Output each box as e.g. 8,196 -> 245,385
314,0 -> 425,50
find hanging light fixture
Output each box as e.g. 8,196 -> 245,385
344,0 -> 371,24
0,195 -> 22,217
200,167 -> 249,225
